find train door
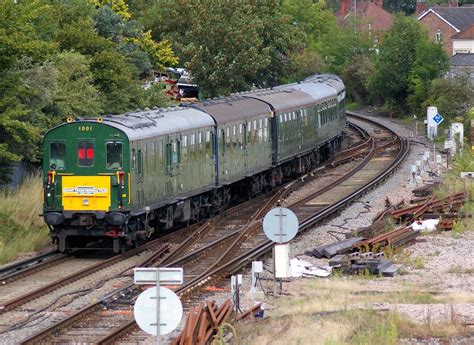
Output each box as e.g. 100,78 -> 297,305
219,127 -> 227,183
241,123 -> 248,174
296,110 -> 303,149
134,142 -> 145,206
238,123 -> 249,174
165,134 -> 181,197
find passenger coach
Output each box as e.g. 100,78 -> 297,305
42,74 -> 346,252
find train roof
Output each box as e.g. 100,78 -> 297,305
243,89 -> 316,112
101,107 -> 214,140
190,97 -> 272,124
277,74 -> 345,102
304,74 -> 345,94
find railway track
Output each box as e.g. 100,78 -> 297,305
16,113 -> 409,343
9,113 -> 409,344
0,223 -> 205,336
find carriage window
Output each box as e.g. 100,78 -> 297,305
106,142 -> 122,170
50,142 -> 66,170
226,127 -> 231,144
138,149 -> 143,176
182,136 -> 188,158
78,140 -> 94,167
206,131 -> 211,142
171,141 -> 179,164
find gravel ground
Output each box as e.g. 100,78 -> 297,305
233,113 -> 473,343
0,251 -> 153,343
3,113 -> 471,344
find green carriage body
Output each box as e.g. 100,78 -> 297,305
42,74 -> 346,252
191,97 -> 273,186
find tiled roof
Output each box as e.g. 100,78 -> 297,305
451,53 -> 474,66
420,7 -> 474,31
452,23 -> 474,39
335,2 -> 393,31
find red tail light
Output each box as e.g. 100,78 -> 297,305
86,148 -> 94,159
78,148 -> 85,159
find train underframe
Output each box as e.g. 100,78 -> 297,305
49,135 -> 342,253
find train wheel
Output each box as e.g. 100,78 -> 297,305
113,238 -> 127,254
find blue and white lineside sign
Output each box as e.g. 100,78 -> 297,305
433,113 -> 444,125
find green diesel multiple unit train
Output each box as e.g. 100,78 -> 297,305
43,74 -> 346,252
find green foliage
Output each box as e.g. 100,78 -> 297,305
383,0 -> 416,15
341,53 -> 376,104
369,15 -> 422,113
126,31 -> 178,72
368,14 -> 448,116
0,0 -> 175,184
319,25 -> 372,76
412,256 -> 425,269
91,0 -> 131,19
145,1 -> 304,97
425,73 -> 473,122
408,34 -> 449,116
53,51 -> 103,119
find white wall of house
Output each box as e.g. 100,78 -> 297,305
453,39 -> 474,55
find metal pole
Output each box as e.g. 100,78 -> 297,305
156,269 -> 160,345
273,246 -> 277,297
278,207 -> 283,243
446,149 -> 449,169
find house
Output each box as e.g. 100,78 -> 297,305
449,53 -> 474,85
335,0 -> 393,45
452,23 -> 474,54
417,6 -> 474,56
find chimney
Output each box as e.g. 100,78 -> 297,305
341,0 -> 351,16
416,0 -> 427,15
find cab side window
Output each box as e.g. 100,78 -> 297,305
106,142 -> 123,170
78,140 -> 94,167
50,142 -> 66,170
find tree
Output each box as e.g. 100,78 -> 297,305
52,51 -> 103,120
91,0 -> 131,19
408,35 -> 449,116
341,53 -> 376,104
145,1 -> 304,97
0,1 -> 58,182
383,0 -> 416,15
425,73 -> 473,122
126,31 -> 178,72
369,15 -> 424,113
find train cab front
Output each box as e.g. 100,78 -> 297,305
42,118 -> 131,253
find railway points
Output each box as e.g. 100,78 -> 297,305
2,113 -> 415,344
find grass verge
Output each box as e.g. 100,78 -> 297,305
0,174 -> 50,265
231,278 -> 471,344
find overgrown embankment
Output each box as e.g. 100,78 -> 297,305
437,150 -> 474,233
0,175 -> 49,265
